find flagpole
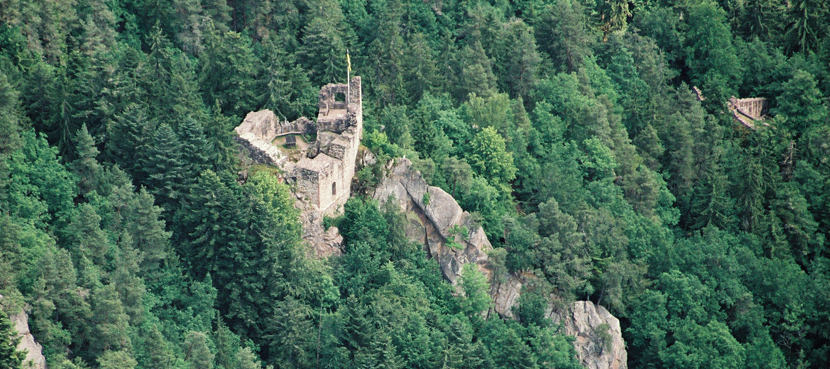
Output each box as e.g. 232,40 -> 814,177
346,49 -> 350,108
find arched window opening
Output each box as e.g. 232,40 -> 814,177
332,182 -> 336,196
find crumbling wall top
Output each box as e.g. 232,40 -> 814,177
318,77 -> 362,115
728,96 -> 770,130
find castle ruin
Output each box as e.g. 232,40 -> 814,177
728,96 -> 769,130
235,77 -> 363,217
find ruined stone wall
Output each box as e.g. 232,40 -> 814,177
310,155 -> 341,214
341,77 -> 362,202
235,133 -> 286,165
276,116 -> 316,137
236,110 -> 278,140
728,96 -> 769,130
235,77 -> 363,217
297,168 -> 319,205
317,114 -> 352,134
731,97 -> 768,120
297,76 -> 362,216
236,110 -> 316,143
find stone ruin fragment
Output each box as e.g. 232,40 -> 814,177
234,77 -> 363,256
235,77 -> 362,217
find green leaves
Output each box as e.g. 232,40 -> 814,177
468,127 -> 516,187
0,309 -> 25,369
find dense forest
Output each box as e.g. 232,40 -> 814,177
1,0 -> 830,367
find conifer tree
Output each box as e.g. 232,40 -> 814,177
536,0 -> 594,72
137,324 -> 175,369
170,0 -> 204,54
260,38 -> 315,121
177,117 -> 211,181
502,21 -> 541,101
691,164 -> 735,231
70,124 -> 102,196
185,331 -> 214,369
0,309 -> 25,369
97,349 -> 137,369
235,347 -> 261,369
213,315 -> 241,369
86,284 -> 131,359
107,103 -> 154,183
111,231 -> 146,325
368,0 -> 407,107
299,2 -> 349,86
143,124 -> 185,207
199,27 -> 260,117
66,204 -> 111,266
42,66 -> 78,159
120,188 -> 171,277
401,32 -> 438,104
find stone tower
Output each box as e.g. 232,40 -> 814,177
234,77 -> 363,217
290,76 -> 363,216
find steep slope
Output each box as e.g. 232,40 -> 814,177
372,158 -> 628,369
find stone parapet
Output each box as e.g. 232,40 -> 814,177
235,132 -> 287,166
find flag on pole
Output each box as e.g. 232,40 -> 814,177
346,52 -> 351,73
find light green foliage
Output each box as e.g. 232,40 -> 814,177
5,129 -> 76,230
776,69 -> 827,132
96,349 -> 137,369
136,324 -> 175,369
234,347 -> 261,369
467,127 -> 516,188
184,331 -> 214,369
459,263 -> 490,317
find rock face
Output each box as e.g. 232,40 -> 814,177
295,196 -> 343,258
492,274 -> 628,369
373,158 -> 629,369
10,310 -> 47,369
489,274 -> 524,318
373,158 -> 490,285
549,301 -> 628,369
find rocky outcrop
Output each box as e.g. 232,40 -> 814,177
372,158 -> 628,369
549,301 -> 627,369
10,310 -> 47,369
491,274 -> 627,369
294,197 -> 343,258
373,158 -> 490,285
490,274 -> 524,318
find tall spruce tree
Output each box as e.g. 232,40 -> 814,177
143,124 -> 185,208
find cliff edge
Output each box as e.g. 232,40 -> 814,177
373,158 -> 491,285
373,158 -> 628,369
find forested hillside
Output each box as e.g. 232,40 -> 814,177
1,0 -> 829,368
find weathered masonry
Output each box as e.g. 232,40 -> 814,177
235,77 -> 363,217
728,96 -> 769,130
